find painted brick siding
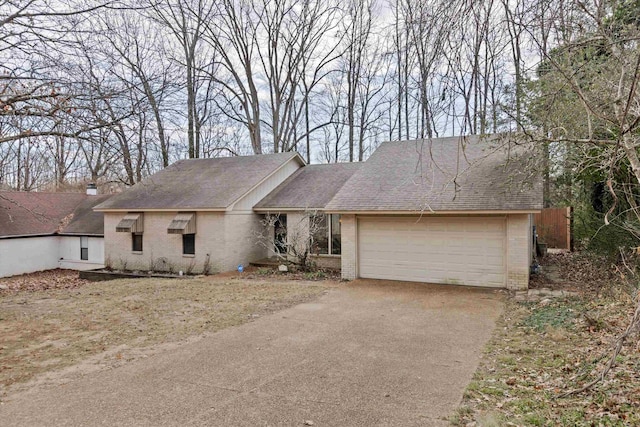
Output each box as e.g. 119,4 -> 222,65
104,212 -> 225,274
310,255 -> 341,270
222,213 -> 267,271
104,212 -> 267,274
507,214 -> 531,290
58,236 -> 105,270
285,212 -> 309,262
340,214 -> 357,280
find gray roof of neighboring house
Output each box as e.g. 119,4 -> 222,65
0,192 -> 110,237
325,135 -> 543,212
94,152 -> 303,210
254,163 -> 362,210
63,195 -> 112,235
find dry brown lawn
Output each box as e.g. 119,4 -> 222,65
452,253 -> 640,426
0,270 -> 335,399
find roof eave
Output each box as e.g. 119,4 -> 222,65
253,207 -> 325,213
323,209 -> 542,215
93,207 -> 227,213
0,232 -> 57,240
58,233 -> 105,237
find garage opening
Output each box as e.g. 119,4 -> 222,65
357,216 -> 506,287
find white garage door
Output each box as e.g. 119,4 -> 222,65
357,216 -> 506,287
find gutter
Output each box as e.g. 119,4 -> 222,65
0,232 -> 105,240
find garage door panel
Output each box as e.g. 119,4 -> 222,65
357,216 -> 506,287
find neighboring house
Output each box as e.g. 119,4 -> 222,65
0,188 -> 111,277
95,135 -> 542,289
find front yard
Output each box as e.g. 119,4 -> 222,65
0,269 -> 334,400
452,253 -> 640,426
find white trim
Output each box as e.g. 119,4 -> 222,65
0,232 -> 104,240
0,233 -> 55,239
225,210 -> 257,215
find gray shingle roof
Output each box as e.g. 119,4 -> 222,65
62,195 -> 112,235
95,152 -> 303,210
0,192 -> 110,237
325,135 -> 543,212
254,163 -> 362,210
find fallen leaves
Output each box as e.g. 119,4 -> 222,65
453,252 -> 640,426
529,252 -> 620,294
0,269 -> 88,293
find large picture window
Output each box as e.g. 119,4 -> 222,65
311,214 -> 341,255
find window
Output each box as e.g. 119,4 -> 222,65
183,234 -> 195,255
274,214 -> 287,254
132,233 -> 143,252
311,214 -> 341,255
331,214 -> 341,255
80,236 -> 89,260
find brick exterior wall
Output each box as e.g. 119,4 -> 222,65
104,209 -> 532,287
285,212 -> 310,260
309,255 -> 341,270
104,211 -> 267,274
222,213 -> 267,271
506,213 -> 531,290
340,214 -> 357,280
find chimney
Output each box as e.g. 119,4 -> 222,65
86,183 -> 98,196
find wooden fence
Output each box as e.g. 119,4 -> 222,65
534,207 -> 572,250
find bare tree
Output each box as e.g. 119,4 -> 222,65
0,1 -> 130,147
99,10 -> 178,167
254,212 -> 327,271
201,0 -> 342,155
523,0 -> 640,393
150,0 -> 214,159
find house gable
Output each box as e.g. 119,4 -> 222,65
229,154 -> 305,211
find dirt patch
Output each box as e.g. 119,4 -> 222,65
0,270 -> 336,400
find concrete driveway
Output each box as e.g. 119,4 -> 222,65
0,280 -> 503,426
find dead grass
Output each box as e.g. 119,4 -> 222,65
453,253 -> 640,426
0,270 -> 333,399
